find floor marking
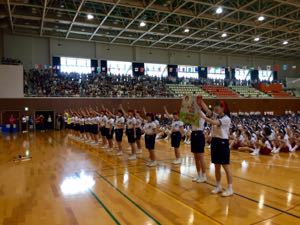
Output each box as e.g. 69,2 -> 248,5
74,172 -> 121,225
94,171 -> 162,225
126,171 -> 223,225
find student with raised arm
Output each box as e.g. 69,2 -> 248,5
135,110 -> 143,154
115,109 -> 125,156
105,108 -> 115,152
191,96 -> 207,183
164,106 -> 184,165
120,104 -> 137,160
199,99 -> 234,197
143,113 -> 158,167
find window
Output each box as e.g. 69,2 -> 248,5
259,70 -> 273,81
145,63 -> 168,77
178,65 -> 198,78
235,68 -> 250,80
107,61 -> 132,76
207,67 -> 225,79
60,57 -> 91,74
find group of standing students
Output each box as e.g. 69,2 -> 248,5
66,97 -> 234,197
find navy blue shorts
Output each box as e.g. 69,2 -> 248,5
100,126 -> 106,136
171,131 -> 181,148
145,134 -> 156,150
135,128 -> 142,140
127,128 -> 136,143
115,129 -> 123,142
191,130 -> 205,153
106,128 -> 114,140
211,137 -> 230,165
80,125 -> 85,133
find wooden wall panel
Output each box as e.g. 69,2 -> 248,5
0,98 -> 299,116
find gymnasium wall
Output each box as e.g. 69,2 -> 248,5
0,65 -> 23,98
2,33 -> 300,79
0,98 -> 299,119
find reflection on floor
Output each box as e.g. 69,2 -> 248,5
0,131 -> 299,225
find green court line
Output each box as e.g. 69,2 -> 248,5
94,171 -> 162,225
74,172 -> 121,225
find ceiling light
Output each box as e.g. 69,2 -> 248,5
283,40 -> 288,45
140,21 -> 146,27
184,28 -> 190,33
258,16 -> 265,21
254,37 -> 260,42
60,4 -> 64,8
87,14 -> 94,20
216,7 -> 223,14
221,33 -> 227,38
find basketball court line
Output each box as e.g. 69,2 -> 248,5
74,172 -> 121,225
168,167 -> 300,219
94,171 -> 162,225
97,171 -> 224,225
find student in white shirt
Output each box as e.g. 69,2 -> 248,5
199,99 -> 234,197
164,106 -> 185,164
143,113 -> 158,167
135,111 -> 144,154
120,105 -> 137,160
191,97 -> 207,183
115,110 -> 125,156
105,110 -> 115,151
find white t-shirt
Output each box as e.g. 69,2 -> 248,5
144,121 -> 157,135
127,117 -> 137,129
115,116 -> 125,128
171,120 -> 184,132
192,118 -> 205,131
106,118 -> 114,128
101,115 -> 108,127
136,118 -> 142,128
211,115 -> 231,139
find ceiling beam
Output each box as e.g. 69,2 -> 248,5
7,0 -> 14,31
65,0 -> 85,39
40,0 -> 47,36
130,1 -> 188,45
110,0 -> 157,44
88,0 -> 121,41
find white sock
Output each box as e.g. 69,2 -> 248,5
228,184 -> 233,191
216,181 -> 221,188
202,173 -> 207,179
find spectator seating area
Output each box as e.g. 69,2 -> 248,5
166,84 -> 212,98
23,69 -> 297,99
24,69 -> 174,97
230,86 -> 271,98
202,85 -> 240,98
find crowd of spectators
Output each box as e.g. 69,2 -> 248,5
23,69 -> 288,98
24,69 -> 173,97
1,57 -> 22,65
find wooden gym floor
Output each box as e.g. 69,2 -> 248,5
0,131 -> 299,225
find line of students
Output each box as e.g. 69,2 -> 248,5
65,97 -> 234,197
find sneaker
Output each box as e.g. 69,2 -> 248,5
250,150 -> 259,156
106,148 -> 113,152
101,145 -> 109,149
196,176 -> 207,183
192,176 -> 201,182
136,149 -> 143,154
147,161 -> 157,167
172,159 -> 182,165
116,151 -> 123,156
128,154 -> 137,160
221,189 -> 234,197
211,186 -> 222,194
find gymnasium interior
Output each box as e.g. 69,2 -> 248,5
0,0 -> 300,224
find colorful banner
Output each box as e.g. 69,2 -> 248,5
179,95 -> 200,126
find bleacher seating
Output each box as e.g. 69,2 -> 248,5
202,85 -> 240,98
293,90 -> 300,97
258,83 -> 293,98
230,86 -> 271,98
167,84 -> 212,98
